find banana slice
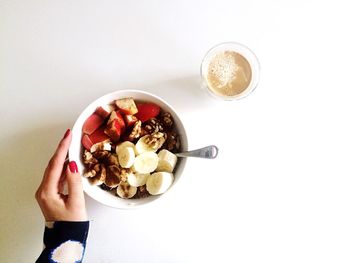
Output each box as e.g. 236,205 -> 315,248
156,149 -> 177,173
133,152 -> 159,174
146,172 -> 174,195
116,141 -> 135,155
135,136 -> 154,155
117,146 -> 135,168
127,173 -> 150,187
116,182 -> 137,199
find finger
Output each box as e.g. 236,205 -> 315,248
42,129 -> 72,191
58,173 -> 67,194
66,161 -> 84,203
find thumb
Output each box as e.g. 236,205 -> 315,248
66,161 -> 84,203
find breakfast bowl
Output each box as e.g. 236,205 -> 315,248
69,90 -> 188,209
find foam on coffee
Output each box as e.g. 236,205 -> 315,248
206,51 -> 252,97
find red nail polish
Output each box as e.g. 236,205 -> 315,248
69,161 -> 78,173
63,129 -> 71,139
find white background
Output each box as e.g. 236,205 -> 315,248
1,0 -> 350,262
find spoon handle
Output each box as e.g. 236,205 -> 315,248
175,145 -> 219,159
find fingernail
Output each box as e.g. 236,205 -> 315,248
69,161 -> 78,173
63,129 -> 71,139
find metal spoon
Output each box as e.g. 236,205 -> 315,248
175,145 -> 219,159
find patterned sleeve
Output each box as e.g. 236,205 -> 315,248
36,221 -> 90,263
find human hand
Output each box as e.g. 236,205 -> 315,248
35,129 -> 87,221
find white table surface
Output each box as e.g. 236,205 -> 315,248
1,0 -> 350,262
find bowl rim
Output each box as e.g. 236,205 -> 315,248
69,89 -> 188,209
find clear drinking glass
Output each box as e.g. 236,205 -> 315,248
200,42 -> 260,101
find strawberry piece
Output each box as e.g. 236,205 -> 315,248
90,127 -> 110,144
82,135 -> 94,150
104,120 -> 123,142
135,103 -> 160,122
115,110 -> 126,133
82,113 -> 104,135
115,98 -> 138,115
107,110 -> 126,133
95,105 -> 114,120
124,114 -> 138,128
81,127 -> 110,150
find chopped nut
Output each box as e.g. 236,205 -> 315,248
89,164 -> 106,185
83,150 -> 98,165
92,163 -> 100,172
126,120 -> 142,141
89,177 -> 102,186
144,132 -> 166,151
93,150 -> 110,160
134,185 -> 150,199
104,165 -> 122,188
144,118 -> 164,133
83,170 -> 96,178
140,127 -> 149,137
120,168 -> 131,183
90,141 -> 112,153
107,164 -> 121,175
160,112 -> 173,128
163,131 -> 181,152
106,154 -> 119,166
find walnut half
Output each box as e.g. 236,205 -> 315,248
144,118 -> 164,134
104,165 -> 122,188
143,132 -> 166,151
163,131 -> 180,152
160,112 -> 173,128
83,151 -> 98,166
88,163 -> 107,186
126,120 -> 142,141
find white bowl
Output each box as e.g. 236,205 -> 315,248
69,90 -> 188,209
